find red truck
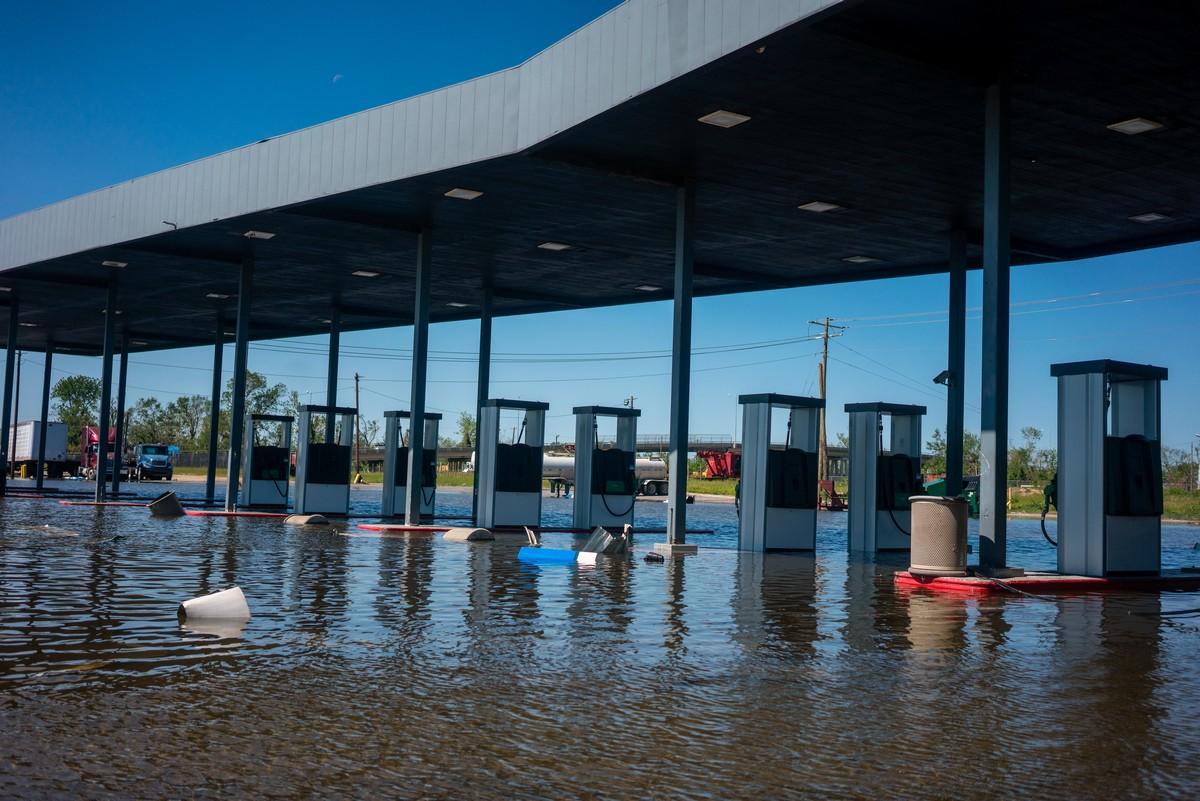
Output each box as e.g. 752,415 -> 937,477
80,426 -> 128,481
698,449 -> 741,479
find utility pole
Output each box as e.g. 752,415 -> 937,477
808,317 -> 845,482
354,372 -> 361,476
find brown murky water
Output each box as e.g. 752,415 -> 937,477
2,484 -> 1199,799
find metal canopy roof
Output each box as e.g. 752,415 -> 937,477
2,0 -> 1198,356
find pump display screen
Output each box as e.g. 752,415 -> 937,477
250,446 -> 289,481
1104,435 -> 1163,517
304,443 -> 351,485
495,444 -> 542,493
876,453 -> 920,511
393,446 -> 437,488
591,448 -> 635,496
765,448 -> 818,509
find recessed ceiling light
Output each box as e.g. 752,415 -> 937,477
446,302 -> 470,308
1129,212 -> 1170,223
244,230 -> 275,240
444,187 -> 483,200
633,284 -> 662,292
537,242 -> 571,252
352,270 -> 381,278
224,331 -> 235,337
698,110 -> 751,128
319,318 -> 333,324
1106,117 -> 1163,135
99,309 -> 124,315
18,322 -> 37,328
131,339 -> 149,346
0,287 -> 10,293
206,292 -> 232,299
798,201 -> 842,213
843,255 -> 879,264
101,260 -> 128,268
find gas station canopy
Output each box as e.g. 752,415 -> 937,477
1,0 -> 1197,355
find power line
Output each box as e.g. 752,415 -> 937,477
837,276 -> 1200,324
833,339 -> 982,414
847,287 -> 1200,330
246,333 -> 826,364
828,355 -> 961,410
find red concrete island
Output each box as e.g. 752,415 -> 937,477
894,570 -> 1200,596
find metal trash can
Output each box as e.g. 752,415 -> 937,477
909,496 -> 968,576
148,490 -> 185,518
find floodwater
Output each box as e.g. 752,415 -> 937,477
2,482 -> 1199,800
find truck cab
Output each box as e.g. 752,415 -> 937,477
80,426 -> 128,481
130,444 -> 174,481
81,442 -> 129,480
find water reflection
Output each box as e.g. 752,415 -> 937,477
371,533 -> 436,651
661,553 -> 689,659
841,556 -> 910,652
566,555 -> 634,636
734,553 -> 820,658
904,592 -> 970,652
0,494 -> 1196,799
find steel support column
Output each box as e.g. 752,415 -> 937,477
471,275 -> 492,525
665,182 -> 695,548
225,250 -> 254,511
95,281 -> 117,502
405,228 -> 432,526
205,316 -> 224,503
325,310 -> 340,442
946,230 -> 967,497
980,78 -> 1011,571
0,300 -> 18,495
111,334 -> 128,496
36,343 -> 53,490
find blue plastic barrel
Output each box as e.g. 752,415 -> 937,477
516,546 -> 580,564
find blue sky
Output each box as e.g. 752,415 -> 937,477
2,1 -> 1197,451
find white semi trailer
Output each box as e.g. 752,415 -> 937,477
7,421 -> 72,478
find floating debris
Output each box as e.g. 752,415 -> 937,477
24,524 -> 80,537
179,586 -> 251,621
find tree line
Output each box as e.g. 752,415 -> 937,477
50,371 -> 479,456
922,426 -> 1198,488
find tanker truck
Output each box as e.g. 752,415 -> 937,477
540,453 -> 669,496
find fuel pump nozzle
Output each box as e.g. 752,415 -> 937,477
1040,473 -> 1058,547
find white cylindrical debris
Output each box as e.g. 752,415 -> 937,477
285,514 -> 330,525
179,586 -> 251,620
181,619 -> 248,640
443,527 -> 494,542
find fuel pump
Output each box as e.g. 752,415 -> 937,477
476,399 -> 548,528
295,404 -> 357,515
1051,360 -> 1167,576
381,410 -> 441,519
845,402 -> 925,552
240,413 -> 293,508
571,405 -> 639,529
738,394 -> 823,551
